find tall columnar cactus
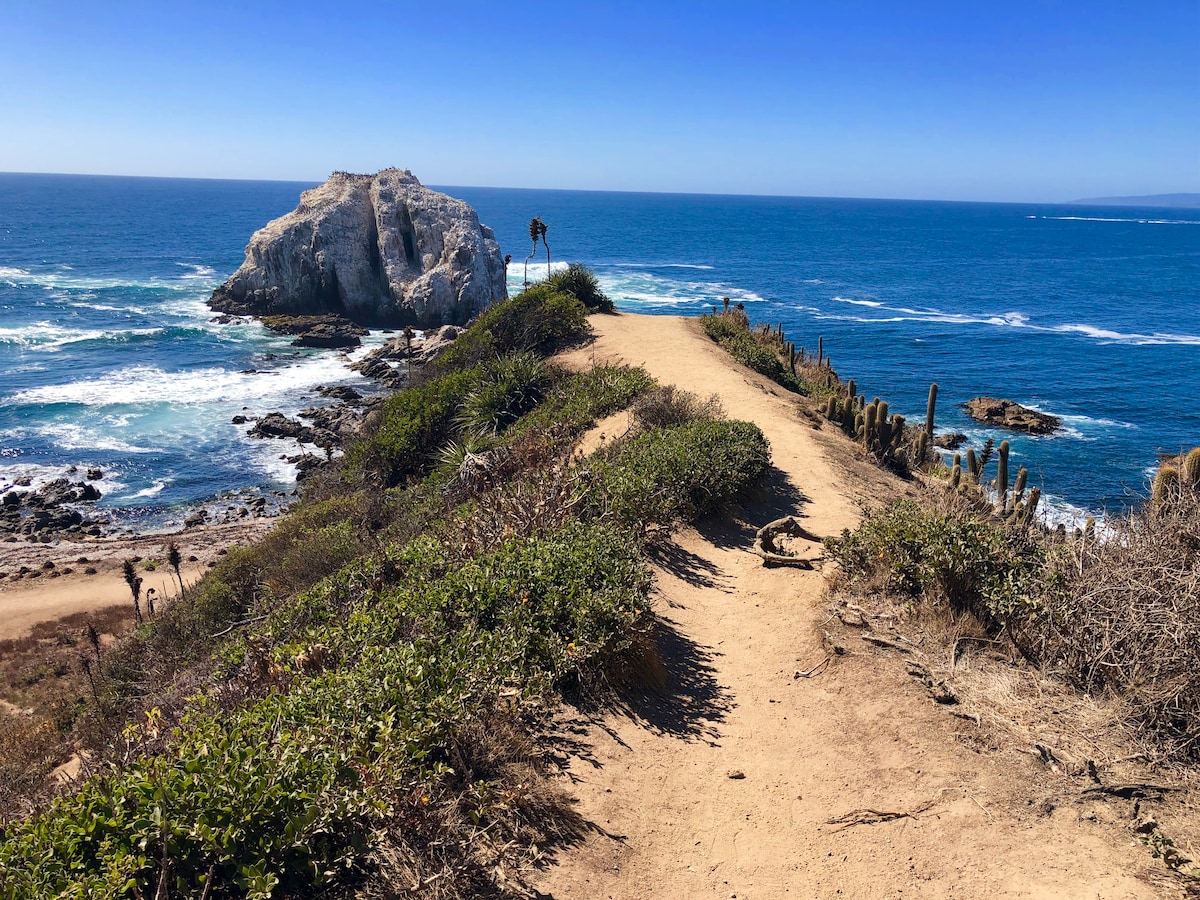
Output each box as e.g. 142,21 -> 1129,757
1011,466 -> 1028,513
950,462 -> 962,489
863,402 -> 877,450
1153,465 -> 1180,508
817,336 -> 824,367
965,448 -> 978,483
1183,447 -> 1200,490
1020,487 -> 1041,527
846,379 -> 856,400
925,383 -> 938,437
996,440 -> 1010,511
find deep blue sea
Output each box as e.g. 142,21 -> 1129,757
2,173 -> 1197,530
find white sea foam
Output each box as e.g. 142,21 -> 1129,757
176,263 -> 218,279
1036,215 -> 1200,226
0,323 -> 164,352
34,423 -> 156,454
7,352 -> 370,408
133,480 -> 168,498
610,262 -> 715,270
833,296 -> 883,308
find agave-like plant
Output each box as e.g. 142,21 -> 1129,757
456,353 -> 550,437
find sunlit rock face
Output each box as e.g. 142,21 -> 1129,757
209,169 -> 506,326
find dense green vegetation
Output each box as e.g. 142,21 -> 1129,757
699,308 -> 809,395
0,272 -> 772,898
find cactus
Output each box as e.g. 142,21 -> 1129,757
914,430 -> 929,465
996,441 -> 1010,511
1182,447 -> 1200,490
846,378 -> 856,400
965,448 -> 978,483
950,462 -> 962,489
925,383 -> 938,437
817,336 -> 824,367
1153,465 -> 1180,508
1020,487 -> 1041,527
863,402 -> 877,449
1010,466 -> 1028,514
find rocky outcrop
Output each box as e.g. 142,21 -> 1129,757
209,169 -> 506,326
961,397 -> 1061,435
260,315 -> 368,349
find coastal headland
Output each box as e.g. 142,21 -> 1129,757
4,307 -> 1193,896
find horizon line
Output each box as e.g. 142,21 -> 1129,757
1,169 -> 1194,209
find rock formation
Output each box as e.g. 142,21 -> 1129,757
209,169 -> 506,326
961,397 -> 1061,435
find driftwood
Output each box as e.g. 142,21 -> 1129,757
752,516 -> 825,568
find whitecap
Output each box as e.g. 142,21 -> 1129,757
133,480 -> 168,498
833,296 -> 884,308
176,263 -> 218,279
609,262 -> 715,270
7,352 -> 371,408
1036,215 -> 1200,226
35,424 -> 156,454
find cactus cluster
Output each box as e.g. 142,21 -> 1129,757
948,438 -> 1040,528
1151,446 -> 1200,511
821,382 -> 919,467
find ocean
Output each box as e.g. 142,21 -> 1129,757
2,173 -> 1197,531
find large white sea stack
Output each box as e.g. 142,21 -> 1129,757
209,169 -> 507,326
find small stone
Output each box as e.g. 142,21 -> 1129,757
727,770 -> 746,780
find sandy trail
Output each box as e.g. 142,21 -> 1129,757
540,313 -> 1166,899
0,520 -> 275,639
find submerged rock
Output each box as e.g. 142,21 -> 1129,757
208,169 -> 506,326
961,397 -> 1061,435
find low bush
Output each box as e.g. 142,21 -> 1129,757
585,419 -> 771,526
827,490 -> 1200,761
631,385 -> 723,431
700,311 -> 808,395
434,284 -> 589,372
0,524 -> 652,898
545,263 -> 613,312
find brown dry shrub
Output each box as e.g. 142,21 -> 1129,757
1040,493 -> 1200,759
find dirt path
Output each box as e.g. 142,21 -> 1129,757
539,313 -> 1170,899
0,520 -> 275,639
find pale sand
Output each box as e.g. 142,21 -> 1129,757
537,313 -> 1167,899
0,520 -> 276,639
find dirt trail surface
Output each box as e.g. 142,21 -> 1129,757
0,520 -> 275,639
540,313 -> 1169,899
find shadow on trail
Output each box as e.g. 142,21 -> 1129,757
699,463 -> 811,551
647,538 -> 727,590
619,618 -> 731,743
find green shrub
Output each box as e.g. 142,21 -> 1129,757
435,284 -> 589,372
504,364 -> 654,450
0,524 -> 652,897
825,499 -> 1053,628
348,366 -> 483,486
585,419 -> 770,526
456,353 -> 551,437
546,263 -> 613,312
700,312 -> 808,395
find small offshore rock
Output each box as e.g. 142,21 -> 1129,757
961,397 -> 1061,435
933,432 -> 967,450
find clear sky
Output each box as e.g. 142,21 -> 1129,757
2,0 -> 1196,202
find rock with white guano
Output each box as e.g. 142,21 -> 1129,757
208,169 -> 506,326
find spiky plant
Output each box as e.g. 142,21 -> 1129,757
167,542 -> 185,600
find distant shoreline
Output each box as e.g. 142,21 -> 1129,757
1070,192 -> 1200,209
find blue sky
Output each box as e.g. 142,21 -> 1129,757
2,1 -> 1196,201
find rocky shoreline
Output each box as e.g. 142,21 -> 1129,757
0,321 -> 463,550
